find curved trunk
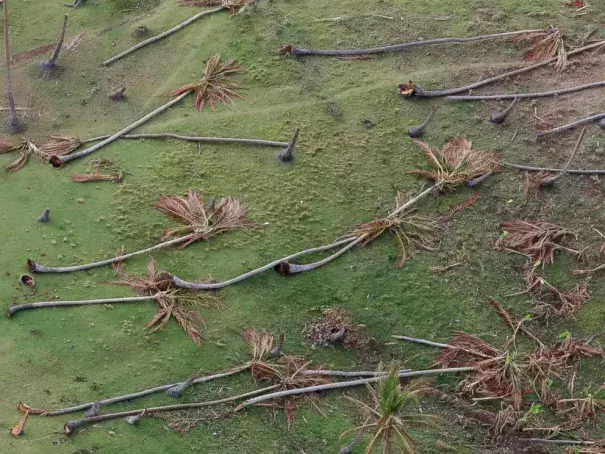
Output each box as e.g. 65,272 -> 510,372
490,97 -> 519,124
284,29 -> 546,57
102,7 -> 225,66
540,127 -> 586,186
28,235 -> 191,274
50,91 -> 191,167
449,81 -> 605,101
7,295 -> 155,317
3,0 -> 23,133
538,111 -> 605,136
278,128 -> 299,162
43,14 -> 68,70
63,384 -> 280,435
172,236 -> 358,290
401,40 -> 605,98
408,105 -> 437,138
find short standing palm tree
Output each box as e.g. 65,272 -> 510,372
3,0 -> 23,133
342,367 -> 438,453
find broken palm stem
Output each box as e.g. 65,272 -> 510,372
281,28 -> 547,57
172,236 -> 358,290
21,364 -> 251,416
28,235 -> 192,274
538,111 -> 605,136
490,97 -> 519,124
6,295 -> 155,318
399,39 -> 605,98
49,91 -> 190,167
64,384 -> 280,435
408,105 -> 438,138
503,162 -> 605,175
235,367 -> 475,410
43,14 -> 68,71
447,81 -> 605,101
526,438 -> 595,446
540,127 -> 585,186
102,7 -> 224,66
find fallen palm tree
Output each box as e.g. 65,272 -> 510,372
397,39 -> 605,98
447,81 -> 605,101
50,55 -> 245,167
538,112 -> 605,136
495,220 -> 577,267
280,28 -> 551,57
7,295 -> 157,317
28,191 -> 255,273
102,1 -> 256,66
504,163 -> 605,176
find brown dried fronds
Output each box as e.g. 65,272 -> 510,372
532,281 -> 590,320
114,257 -> 173,294
435,331 -> 502,368
520,28 -> 564,63
556,389 -> 605,426
113,246 -> 126,276
440,192 -> 481,222
302,308 -> 371,350
241,328 -> 274,362
0,139 -> 16,154
352,193 -> 441,267
170,55 -> 245,111
179,0 -> 256,14
496,220 -> 576,267
489,298 -> 544,348
490,404 -> 520,436
528,338 -> 604,380
70,158 -> 124,184
524,171 -> 553,199
409,137 -> 500,191
40,135 -> 82,157
154,190 -> 256,248
6,140 -> 43,171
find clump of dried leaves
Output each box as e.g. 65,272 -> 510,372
70,158 -> 124,183
303,308 -> 371,351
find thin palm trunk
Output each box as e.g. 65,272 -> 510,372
283,29 -> 546,57
49,91 -> 190,167
102,7 -> 225,66
79,133 -> 288,148
447,81 -> 605,101
63,384 -> 280,435
235,367 -> 475,409
28,235 -> 191,274
3,0 -> 22,133
172,236 -> 358,290
526,438 -> 594,446
301,368 -> 411,377
403,40 -> 605,98
7,295 -> 155,318
43,14 -> 68,70
391,335 -> 451,349
540,127 -> 585,185
21,364 -> 251,416
503,162 -> 605,175
538,111 -> 605,136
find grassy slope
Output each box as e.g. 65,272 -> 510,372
1,0 -> 605,452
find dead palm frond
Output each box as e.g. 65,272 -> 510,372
0,139 -> 15,153
170,54 -> 245,111
520,28 -> 564,64
70,158 -> 124,183
40,135 -> 83,156
342,366 -> 437,454
352,192 -> 441,267
114,257 -> 223,345
527,338 -> 604,380
556,388 -> 605,426
409,138 -> 500,191
524,171 -> 552,199
154,190 -> 256,248
532,280 -> 590,320
6,140 -> 44,171
490,404 -> 520,435
496,220 -> 576,267
241,328 -> 275,363
179,0 -> 256,14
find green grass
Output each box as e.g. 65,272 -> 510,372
1,0 -> 605,452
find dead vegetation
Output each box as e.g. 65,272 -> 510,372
302,308 -> 371,350
179,0 -> 257,15
69,158 -> 124,183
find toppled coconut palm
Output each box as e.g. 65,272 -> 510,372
409,138 -> 500,191
170,54 -> 245,112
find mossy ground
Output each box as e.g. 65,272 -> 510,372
1,0 -> 605,452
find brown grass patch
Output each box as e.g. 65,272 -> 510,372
170,54 -> 245,111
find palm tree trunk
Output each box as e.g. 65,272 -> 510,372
502,162 -> 605,175
102,7 -> 225,66
447,81 -> 605,101
22,364 -> 251,416
235,367 -> 475,409
6,295 -> 155,318
28,235 -> 191,274
43,14 -> 68,70
81,133 -> 289,148
172,236 -> 358,290
3,0 -> 23,133
283,29 -> 547,57
63,384 -> 280,435
49,91 -> 191,167
538,111 -> 605,136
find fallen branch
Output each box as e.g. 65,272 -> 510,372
102,7 -> 225,66
20,364 -> 251,416
447,81 -> 605,101
172,236 -> 358,290
49,91 -> 190,167
28,236 -> 192,274
398,39 -> 605,98
6,295 -> 155,318
503,162 -> 605,175
280,28 -> 548,57
538,112 -> 605,136
235,367 -> 474,409
64,384 -> 280,435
